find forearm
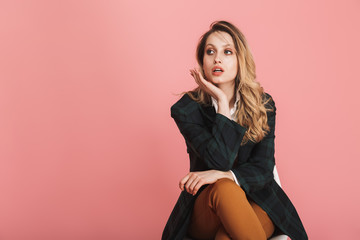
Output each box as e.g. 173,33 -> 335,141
217,100 -> 231,119
180,169 -> 239,196
219,170 -> 241,187
172,105 -> 246,171
219,170 -> 235,181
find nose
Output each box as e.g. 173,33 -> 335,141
214,54 -> 222,64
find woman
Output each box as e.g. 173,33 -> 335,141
162,21 -> 307,240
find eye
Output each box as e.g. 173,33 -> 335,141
206,49 -> 215,55
224,49 -> 233,55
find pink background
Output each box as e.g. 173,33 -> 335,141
1,0 -> 359,239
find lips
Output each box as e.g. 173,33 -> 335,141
212,66 -> 224,76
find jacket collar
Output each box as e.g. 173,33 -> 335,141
193,91 -> 240,122
200,92 -> 240,121
210,92 -> 240,121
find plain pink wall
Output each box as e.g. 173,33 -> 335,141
1,0 -> 359,239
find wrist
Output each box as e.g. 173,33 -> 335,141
217,98 -> 228,108
219,171 -> 234,181
217,101 -> 231,118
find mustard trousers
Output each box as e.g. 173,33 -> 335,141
187,178 -> 275,240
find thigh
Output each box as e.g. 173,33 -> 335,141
187,185 -> 221,240
249,200 -> 275,239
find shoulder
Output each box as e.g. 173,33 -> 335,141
170,92 -> 212,124
263,92 -> 275,106
171,93 -> 201,116
171,93 -> 195,109
263,92 -> 276,112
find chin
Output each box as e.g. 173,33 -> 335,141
210,78 -> 230,85
208,76 -> 222,83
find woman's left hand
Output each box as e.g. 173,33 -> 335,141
179,170 -> 231,196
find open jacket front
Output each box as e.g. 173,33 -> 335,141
162,93 -> 308,240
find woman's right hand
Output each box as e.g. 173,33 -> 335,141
190,68 -> 231,119
190,68 -> 227,103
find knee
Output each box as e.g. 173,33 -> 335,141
210,178 -> 245,199
212,178 -> 241,191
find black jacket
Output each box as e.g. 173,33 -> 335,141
162,93 -> 308,240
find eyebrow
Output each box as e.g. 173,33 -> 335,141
206,43 -> 233,48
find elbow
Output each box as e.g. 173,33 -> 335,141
211,163 -> 232,172
218,161 -> 233,171
248,175 -> 274,193
204,152 -> 234,171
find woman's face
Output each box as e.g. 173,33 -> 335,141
203,31 -> 238,86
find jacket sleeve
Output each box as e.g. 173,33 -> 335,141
171,98 -> 247,171
231,96 -> 276,193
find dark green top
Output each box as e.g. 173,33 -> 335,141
162,92 -> 308,240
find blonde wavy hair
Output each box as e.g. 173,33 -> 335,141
186,20 -> 274,145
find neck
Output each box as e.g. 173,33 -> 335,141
217,82 -> 236,109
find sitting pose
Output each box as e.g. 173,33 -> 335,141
162,21 -> 307,240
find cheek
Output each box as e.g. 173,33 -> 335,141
203,58 -> 213,72
228,58 -> 238,73
203,56 -> 211,67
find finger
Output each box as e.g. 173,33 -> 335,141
193,68 -> 202,80
188,175 -> 200,194
192,180 -> 205,195
179,174 -> 191,191
184,173 -> 197,194
195,70 -> 211,89
195,68 -> 206,81
194,76 -> 202,87
192,69 -> 218,99
190,69 -> 200,85
191,69 -> 198,79
193,70 -> 206,89
189,69 -> 195,76
179,174 -> 190,191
